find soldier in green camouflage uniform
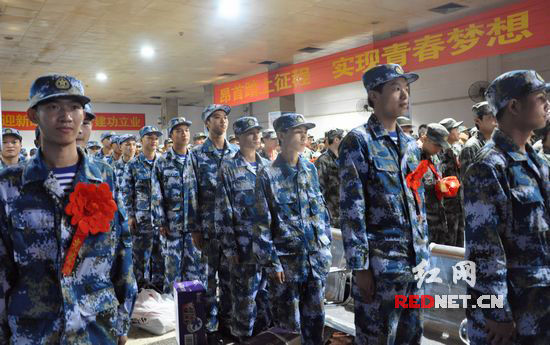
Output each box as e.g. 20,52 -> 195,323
438,117 -> 465,247
314,128 -> 344,228
459,101 -> 497,177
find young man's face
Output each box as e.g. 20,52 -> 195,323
402,126 -> 414,136
280,126 -> 308,153
263,137 -> 278,150
112,142 -> 122,155
371,78 -> 410,119
238,128 -> 261,151
517,90 -> 550,130
89,147 -> 100,155
448,128 -> 460,143
475,113 -> 497,134
206,111 -> 228,136
170,124 -> 190,147
76,118 -> 93,148
121,140 -> 137,158
2,135 -> 22,159
422,138 -> 442,156
194,138 -> 205,146
141,133 -> 159,151
28,98 -> 84,147
102,137 -> 112,149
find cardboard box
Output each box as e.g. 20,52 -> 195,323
174,280 -> 207,345
246,327 -> 301,345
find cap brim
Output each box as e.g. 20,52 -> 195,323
453,121 -> 464,128
291,122 -> 316,130
142,131 -> 163,138
3,133 -> 22,141
241,125 -> 264,135
403,73 -> 419,84
85,112 -> 96,120
30,93 -> 90,109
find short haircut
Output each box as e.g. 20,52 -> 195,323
367,83 -> 385,108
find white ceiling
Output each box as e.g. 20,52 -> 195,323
0,0 -> 516,105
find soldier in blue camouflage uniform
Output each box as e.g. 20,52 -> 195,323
0,74 -> 136,344
421,124 -> 450,244
254,113 -> 332,345
216,117 -> 271,342
190,104 -> 238,338
76,103 -> 95,152
0,128 -> 23,169
109,135 -> 123,167
459,101 -> 497,177
87,141 -> 102,155
339,64 -> 428,345
464,70 -> 550,345
314,128 -> 344,228
151,117 -> 205,294
438,117 -> 465,247
113,134 -> 137,201
122,126 -> 164,290
95,131 -> 116,164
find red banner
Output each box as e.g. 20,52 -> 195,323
1,111 -> 145,130
215,0 -> 550,106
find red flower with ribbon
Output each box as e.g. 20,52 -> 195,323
406,159 -> 461,208
62,182 -> 118,276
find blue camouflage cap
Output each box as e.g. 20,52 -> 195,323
233,116 -> 263,135
168,117 -> 192,134
118,134 -> 137,145
2,128 -> 22,141
110,135 -> 120,145
472,101 -> 492,118
362,64 -> 419,92
100,131 -> 116,141
139,125 -> 163,139
84,103 -> 96,120
86,140 -> 101,149
273,113 -> 315,132
262,129 -> 277,140
486,70 -> 550,114
202,104 -> 231,122
28,74 -> 90,109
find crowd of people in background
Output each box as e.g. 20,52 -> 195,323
0,64 -> 549,345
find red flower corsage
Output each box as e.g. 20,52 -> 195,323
62,182 -> 118,276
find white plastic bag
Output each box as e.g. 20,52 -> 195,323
131,289 -> 176,335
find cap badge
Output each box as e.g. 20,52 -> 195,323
395,65 -> 405,74
247,119 -> 255,126
296,116 -> 304,123
535,72 -> 545,83
54,77 -> 71,90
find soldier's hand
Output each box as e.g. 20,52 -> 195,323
118,336 -> 128,345
159,226 -> 168,237
191,233 -> 204,251
356,269 -> 376,304
485,319 -> 516,345
128,217 -> 137,233
273,271 -> 285,284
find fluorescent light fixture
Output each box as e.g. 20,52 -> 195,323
140,46 -> 155,58
96,72 -> 108,81
219,0 -> 239,18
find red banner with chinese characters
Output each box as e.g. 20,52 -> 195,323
1,111 -> 145,130
214,0 -> 550,106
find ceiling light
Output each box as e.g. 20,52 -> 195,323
219,0 -> 239,18
140,46 -> 155,58
96,72 -> 108,81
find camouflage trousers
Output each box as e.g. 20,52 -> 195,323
163,232 -> 207,294
269,273 -> 326,345
229,263 -> 271,337
443,196 -> 465,247
426,205 -> 449,245
352,275 -> 423,345
467,287 -> 550,345
7,307 -> 119,345
132,228 -> 165,290
204,238 -> 232,333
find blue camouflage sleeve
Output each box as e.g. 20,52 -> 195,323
186,158 -> 200,234
151,160 -> 167,229
189,151 -> 205,235
108,171 -> 138,336
464,162 -> 513,322
215,163 -> 237,258
121,162 -> 136,219
0,199 -> 13,342
253,168 -> 282,274
338,133 -> 370,271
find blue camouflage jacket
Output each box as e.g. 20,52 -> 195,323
94,150 -> 113,165
190,138 -> 238,238
0,148 -> 136,343
121,152 -> 158,230
338,115 -> 429,281
216,151 -> 270,263
254,155 -> 332,282
464,129 -> 550,322
151,148 -> 199,236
